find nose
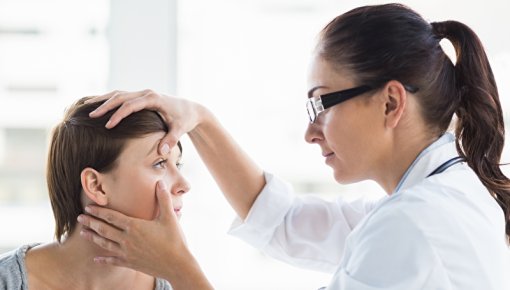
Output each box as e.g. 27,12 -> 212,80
170,171 -> 190,196
304,122 -> 323,144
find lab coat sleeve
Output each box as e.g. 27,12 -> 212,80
330,207 -> 451,290
228,172 -> 381,273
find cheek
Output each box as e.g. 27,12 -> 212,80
109,170 -> 160,220
323,109 -> 359,153
323,108 -> 376,169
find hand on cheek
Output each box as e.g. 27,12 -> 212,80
77,180 -> 190,279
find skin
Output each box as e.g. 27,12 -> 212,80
81,132 -> 189,220
305,56 -> 435,193
75,55 -> 437,289
85,91 -> 264,220
25,133 -> 188,290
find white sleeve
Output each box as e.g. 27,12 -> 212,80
228,172 -> 382,273
328,208 -> 451,290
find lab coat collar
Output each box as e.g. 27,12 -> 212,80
393,133 -> 459,194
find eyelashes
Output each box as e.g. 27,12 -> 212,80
154,158 -> 168,169
154,158 -> 184,170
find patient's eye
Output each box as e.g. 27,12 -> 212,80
154,158 -> 168,169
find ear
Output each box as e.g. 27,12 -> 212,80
382,80 -> 407,129
80,167 -> 108,206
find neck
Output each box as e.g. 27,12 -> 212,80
375,130 -> 438,195
49,224 -> 153,289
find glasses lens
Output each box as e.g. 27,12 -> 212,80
306,101 -> 316,123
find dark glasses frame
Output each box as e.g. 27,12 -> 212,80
306,84 -> 418,123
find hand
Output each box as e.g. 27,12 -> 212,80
77,181 -> 213,289
86,89 -> 208,154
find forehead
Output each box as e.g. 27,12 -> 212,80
307,55 -> 356,92
120,132 -> 181,161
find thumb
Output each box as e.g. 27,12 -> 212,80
158,127 -> 184,156
155,180 -> 175,222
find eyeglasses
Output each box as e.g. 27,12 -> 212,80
306,84 -> 418,123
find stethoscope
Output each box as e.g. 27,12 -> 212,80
426,156 -> 465,177
316,156 -> 465,290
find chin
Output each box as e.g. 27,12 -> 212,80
333,169 -> 360,185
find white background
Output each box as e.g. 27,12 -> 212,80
1,1 -> 509,289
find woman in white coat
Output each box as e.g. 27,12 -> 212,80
77,3 -> 510,289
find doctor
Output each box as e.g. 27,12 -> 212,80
77,3 -> 510,289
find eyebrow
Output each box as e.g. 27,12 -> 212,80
146,140 -> 159,157
146,140 -> 183,161
307,86 -> 328,99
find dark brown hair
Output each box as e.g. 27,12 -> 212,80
47,97 -> 175,242
318,3 -> 510,240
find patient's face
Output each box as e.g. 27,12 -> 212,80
102,132 -> 189,220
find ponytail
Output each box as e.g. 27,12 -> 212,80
432,21 -> 510,242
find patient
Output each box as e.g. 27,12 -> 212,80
0,97 -> 189,289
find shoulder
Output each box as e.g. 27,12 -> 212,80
348,169 -> 498,261
0,245 -> 29,275
375,167 -> 494,225
0,244 -> 36,290
155,278 -> 173,290
358,181 -> 455,240
395,169 -> 500,229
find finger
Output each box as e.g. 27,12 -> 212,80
104,92 -> 160,128
83,205 -> 131,230
88,91 -> 131,118
93,256 -> 125,267
80,228 -> 122,253
84,90 -> 125,104
158,129 -> 183,155
77,214 -> 124,245
89,90 -> 145,118
155,180 -> 175,221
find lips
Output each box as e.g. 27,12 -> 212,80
323,151 -> 335,165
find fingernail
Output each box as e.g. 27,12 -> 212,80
89,110 -> 97,116
161,143 -> 170,155
105,120 -> 112,128
77,215 -> 84,223
85,206 -> 92,213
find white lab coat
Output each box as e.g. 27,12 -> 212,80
229,133 -> 510,289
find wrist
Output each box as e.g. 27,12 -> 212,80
189,103 -> 216,138
194,102 -> 214,127
167,249 -> 214,290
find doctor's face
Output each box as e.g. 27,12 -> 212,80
304,56 -> 386,183
101,132 -> 190,220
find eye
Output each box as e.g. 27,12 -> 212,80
154,158 -> 168,169
176,162 -> 184,170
